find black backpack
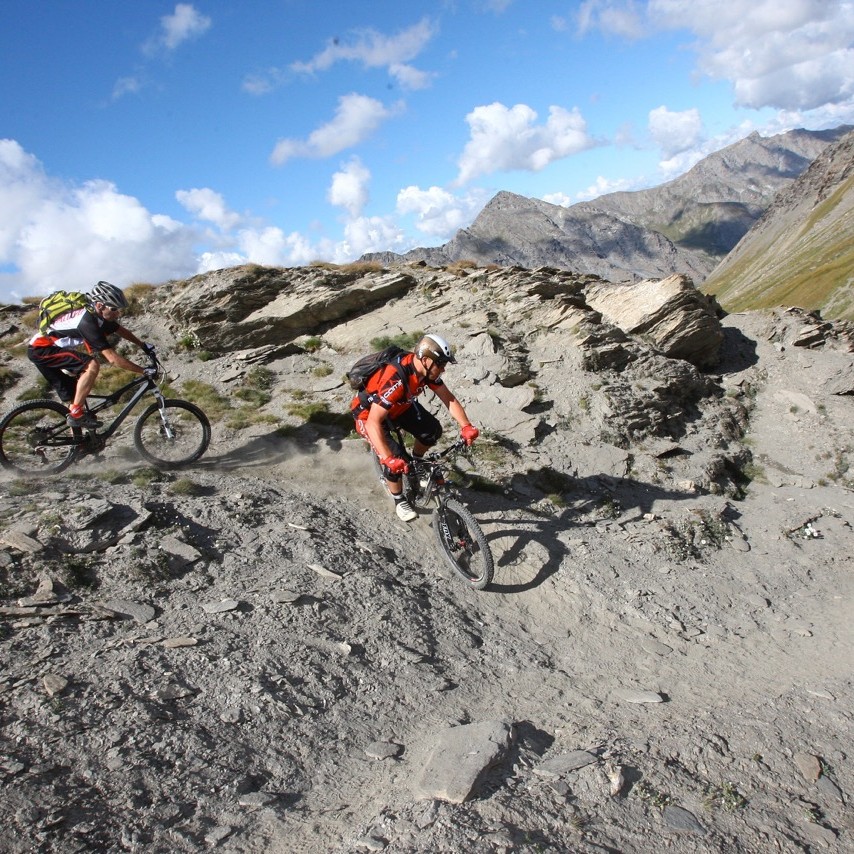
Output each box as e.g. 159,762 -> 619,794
346,345 -> 407,392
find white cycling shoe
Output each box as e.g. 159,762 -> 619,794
394,499 -> 417,522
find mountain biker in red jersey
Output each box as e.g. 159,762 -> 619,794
351,333 -> 479,522
27,281 -> 155,429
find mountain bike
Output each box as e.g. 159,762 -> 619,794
371,425 -> 494,590
0,353 -> 210,476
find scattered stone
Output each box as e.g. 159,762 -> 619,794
270,589 -> 303,604
159,534 -> 202,568
355,834 -> 387,851
794,752 -> 822,781
205,825 -> 232,845
663,805 -> 706,834
308,563 -> 343,579
533,750 -> 597,778
18,574 -> 71,607
613,688 -> 665,704
154,683 -> 194,701
238,791 -> 276,808
641,639 -> 673,656
815,776 -> 844,802
0,528 -> 44,553
161,637 -> 199,648
365,741 -> 403,760
42,674 -> 68,697
99,600 -> 156,624
414,720 -> 514,803
220,707 -> 243,724
202,599 -> 240,614
806,689 -> 835,701
604,761 -> 625,796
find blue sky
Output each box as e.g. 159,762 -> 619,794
1,0 -> 852,302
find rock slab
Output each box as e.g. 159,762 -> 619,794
414,720 -> 514,804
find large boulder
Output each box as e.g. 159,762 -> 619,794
584,274 -> 724,368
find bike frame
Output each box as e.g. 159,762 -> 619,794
84,373 -> 166,444
35,357 -> 168,450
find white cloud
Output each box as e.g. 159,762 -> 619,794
541,192 -> 573,207
577,0 -> 647,38
574,175 -> 640,201
291,18 -> 437,91
581,1 -> 854,114
176,188 -> 241,230
145,3 -> 212,54
270,94 -> 399,165
648,105 -> 704,158
396,185 -> 489,238
328,157 -> 371,218
337,216 -> 408,260
0,140 -> 198,302
112,76 -> 143,101
455,102 -> 596,185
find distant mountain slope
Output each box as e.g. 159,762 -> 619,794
702,129 -> 854,320
365,126 -> 851,284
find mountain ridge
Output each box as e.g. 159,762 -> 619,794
363,125 -> 852,286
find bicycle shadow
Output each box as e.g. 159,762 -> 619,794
463,470 -> 701,594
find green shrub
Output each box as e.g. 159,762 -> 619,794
369,331 -> 423,351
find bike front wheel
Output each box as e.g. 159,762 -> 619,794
433,498 -> 494,590
133,399 -> 211,469
0,399 -> 82,475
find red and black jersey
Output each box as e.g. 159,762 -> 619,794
351,352 -> 444,421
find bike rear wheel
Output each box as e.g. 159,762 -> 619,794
0,399 -> 82,475
133,399 -> 210,469
433,498 -> 494,590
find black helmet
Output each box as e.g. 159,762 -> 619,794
90,281 -> 128,310
415,333 -> 456,366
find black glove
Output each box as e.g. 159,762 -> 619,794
143,366 -> 159,380
141,342 -> 156,355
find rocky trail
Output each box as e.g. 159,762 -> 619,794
1,265 -> 852,853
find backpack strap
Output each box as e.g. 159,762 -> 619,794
356,354 -> 412,412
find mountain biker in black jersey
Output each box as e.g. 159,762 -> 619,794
27,281 -> 155,429
351,333 -> 479,522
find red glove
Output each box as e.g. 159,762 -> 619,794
461,425 -> 479,446
381,456 -> 409,475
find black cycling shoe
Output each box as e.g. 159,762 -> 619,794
66,411 -> 101,429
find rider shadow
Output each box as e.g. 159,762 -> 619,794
462,469 -> 702,594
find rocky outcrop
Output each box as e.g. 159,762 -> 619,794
584,274 -> 725,368
156,264 -> 418,351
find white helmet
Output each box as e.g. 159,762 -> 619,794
415,333 -> 456,365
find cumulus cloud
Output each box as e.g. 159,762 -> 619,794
396,185 -> 489,238
176,188 -> 241,230
270,94 -> 399,165
0,139 -> 427,303
144,3 -> 212,54
455,102 -> 596,185
291,18 -> 437,91
574,174 -> 642,201
338,216 -> 408,260
648,105 -> 704,158
328,157 -> 371,218
578,0 -> 854,114
0,141 -> 198,301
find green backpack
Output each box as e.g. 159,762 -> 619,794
37,290 -> 89,333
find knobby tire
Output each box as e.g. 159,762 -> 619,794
133,399 -> 210,469
433,498 -> 494,590
0,399 -> 82,476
